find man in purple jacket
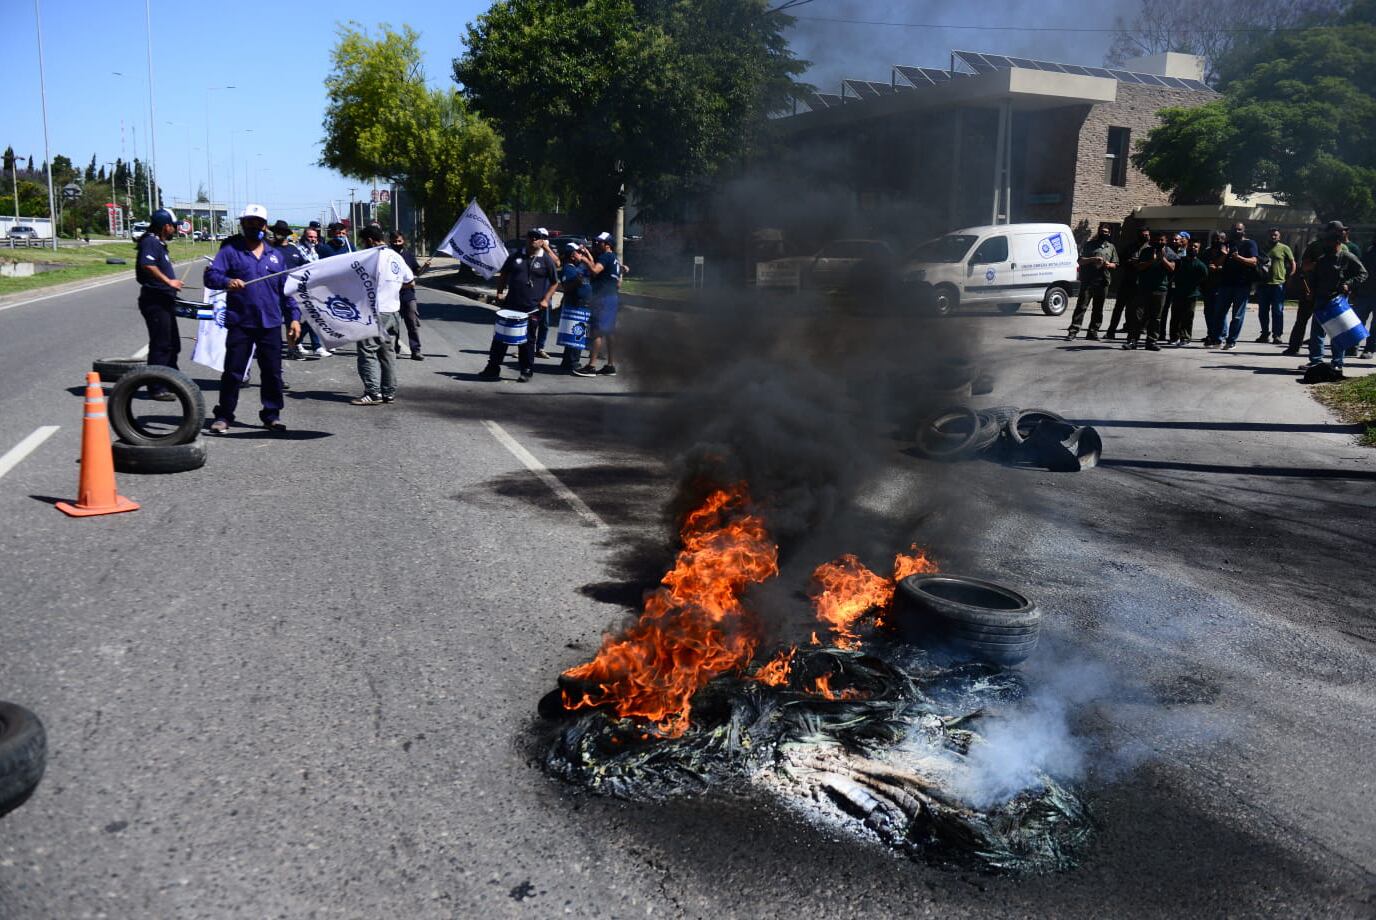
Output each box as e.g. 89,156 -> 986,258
204,204 -> 301,433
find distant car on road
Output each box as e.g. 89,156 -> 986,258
7,226 -> 39,246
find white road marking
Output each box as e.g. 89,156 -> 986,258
130,345 -> 149,359
0,258 -> 204,314
0,426 -> 60,480
482,420 -> 608,529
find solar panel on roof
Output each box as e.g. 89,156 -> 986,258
815,92 -> 841,107
894,66 -> 931,87
1136,74 -> 1170,86
804,93 -> 830,110
1034,61 -> 1068,73
1179,78 -> 1211,91
844,80 -> 880,99
954,51 -> 999,74
1083,67 -> 1114,78
1157,76 -> 1190,89
866,81 -> 898,95
984,55 -> 1017,70
1059,64 -> 1092,76
922,67 -> 960,82
1006,57 -> 1039,69
1109,69 -> 1143,83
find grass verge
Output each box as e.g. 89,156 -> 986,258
620,278 -> 692,301
0,241 -> 217,296
1313,373 -> 1376,447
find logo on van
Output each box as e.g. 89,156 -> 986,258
1038,234 -> 1066,259
985,268 -> 996,281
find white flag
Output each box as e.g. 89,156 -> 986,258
287,247 -> 383,346
191,286 -> 252,379
436,199 -> 509,279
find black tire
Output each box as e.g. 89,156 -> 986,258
932,284 -> 959,317
1041,285 -> 1071,316
1005,408 -> 1067,446
108,366 -> 205,447
112,438 -> 208,474
997,302 -> 1021,315
104,258 -> 127,265
892,575 -> 1041,666
916,407 -> 998,460
92,357 -> 146,384
0,702 -> 46,819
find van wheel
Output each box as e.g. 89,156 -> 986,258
997,303 -> 1021,315
932,284 -> 959,316
1041,286 -> 1070,316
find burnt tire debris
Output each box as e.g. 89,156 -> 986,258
0,701 -> 46,820
915,404 -> 1101,472
540,646 -> 1092,874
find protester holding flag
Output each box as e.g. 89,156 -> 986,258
1302,221 -> 1368,377
204,204 -> 301,433
350,226 -> 414,404
436,199 -> 509,279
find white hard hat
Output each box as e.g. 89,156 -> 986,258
239,203 -> 268,221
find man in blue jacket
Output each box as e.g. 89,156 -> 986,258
204,204 -> 301,433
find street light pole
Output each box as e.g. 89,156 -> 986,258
144,0 -> 160,210
348,187 -> 357,248
33,0 -> 58,251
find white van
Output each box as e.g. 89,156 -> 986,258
901,223 -> 1079,316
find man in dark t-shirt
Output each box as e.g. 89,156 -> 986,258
1214,222 -> 1258,350
1106,225 -> 1149,339
135,208 -> 185,399
480,229 -> 559,382
1066,223 -> 1118,340
1123,230 -> 1175,350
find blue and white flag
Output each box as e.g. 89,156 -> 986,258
1315,294 -> 1368,353
286,247 -> 382,346
191,286 -> 252,379
436,199 -> 509,279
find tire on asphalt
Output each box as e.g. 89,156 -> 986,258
112,438 -> 208,474
916,407 -> 997,460
92,357 -> 147,384
997,302 -> 1021,314
0,701 -> 46,820
1005,408 -> 1067,446
1041,285 -> 1071,316
891,575 -> 1041,666
108,366 -> 205,447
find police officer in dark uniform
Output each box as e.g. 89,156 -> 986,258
135,208 -> 184,400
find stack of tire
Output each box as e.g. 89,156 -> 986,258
914,406 -> 1101,472
93,359 -> 207,473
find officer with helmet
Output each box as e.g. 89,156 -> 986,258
135,208 -> 184,400
203,204 -> 301,433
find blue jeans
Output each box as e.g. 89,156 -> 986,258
1355,292 -> 1376,351
1215,284 -> 1252,345
1256,283 -> 1285,337
1202,288 -> 1225,342
1308,311 -> 1346,369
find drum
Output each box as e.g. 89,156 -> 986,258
556,306 -> 591,349
493,309 -> 528,345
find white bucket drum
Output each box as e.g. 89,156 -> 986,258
556,306 -> 591,349
493,309 -> 529,345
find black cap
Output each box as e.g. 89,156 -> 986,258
1325,220 -> 1348,235
308,220 -> 321,229
270,220 -> 292,235
526,228 -> 543,239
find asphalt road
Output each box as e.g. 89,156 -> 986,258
0,273 -> 1373,919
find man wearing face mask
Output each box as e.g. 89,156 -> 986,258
1065,223 -> 1118,341
389,231 -> 431,360
203,204 -> 301,433
1301,221 -> 1368,376
134,208 -> 185,401
1213,222 -> 1258,351
320,222 -> 353,256
293,226 -> 330,356
1104,225 -> 1149,340
480,228 -> 559,382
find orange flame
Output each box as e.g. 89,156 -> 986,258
810,674 -> 864,701
810,555 -> 894,649
893,544 -> 938,581
753,646 -> 796,686
560,485 -> 779,737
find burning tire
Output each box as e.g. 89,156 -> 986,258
0,701 -> 46,819
891,575 -> 1040,666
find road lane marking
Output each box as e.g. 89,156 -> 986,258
130,345 -> 149,359
482,420 -> 608,529
0,426 -> 60,480
0,258 -> 205,314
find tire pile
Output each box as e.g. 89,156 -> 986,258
914,405 -> 1102,472
93,359 -> 208,474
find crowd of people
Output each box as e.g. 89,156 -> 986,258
132,206 -> 626,431
1065,219 -> 1371,376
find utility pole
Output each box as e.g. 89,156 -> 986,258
34,0 -> 58,250
348,187 -> 357,248
144,0 -> 160,210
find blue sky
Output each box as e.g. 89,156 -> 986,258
4,1 -> 1121,226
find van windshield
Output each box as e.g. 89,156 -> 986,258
906,234 -> 977,263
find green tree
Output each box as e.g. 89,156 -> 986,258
453,0 -> 806,221
49,155 -> 77,187
1133,2 -> 1376,220
321,23 -> 503,242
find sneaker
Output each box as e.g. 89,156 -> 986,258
410,353 -> 424,361
517,371 -> 533,383
1120,340 -> 1137,350
263,419 -> 287,431
209,419 -> 229,435
535,350 -> 551,359
1362,350 -> 1375,360
1086,332 -> 1100,341
1298,361 -> 1322,370
1064,332 -> 1076,341
314,347 -> 332,357
382,394 -> 396,403
1221,342 -> 1236,351
350,394 -> 384,405
477,366 -> 501,380
1104,331 -> 1117,340
1144,341 -> 1161,351
286,346 -> 305,360
572,364 -> 598,377
597,364 -> 617,376
148,390 -> 178,402
1254,334 -> 1269,343
1281,346 -> 1300,356
1271,335 -> 1283,345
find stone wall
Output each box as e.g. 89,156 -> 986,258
1069,83 -> 1211,234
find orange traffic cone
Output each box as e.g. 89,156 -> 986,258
56,371 -> 139,517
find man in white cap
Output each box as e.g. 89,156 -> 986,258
203,204 -> 301,432
574,231 -> 622,376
